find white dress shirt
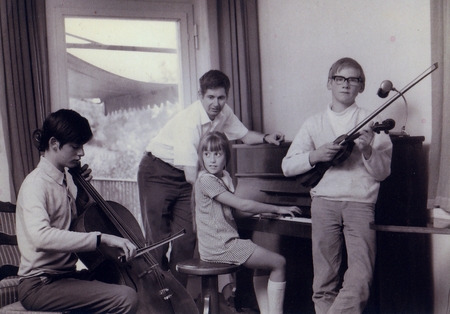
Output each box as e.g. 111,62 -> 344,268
146,100 -> 248,169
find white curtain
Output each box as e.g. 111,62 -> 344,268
429,0 -> 450,211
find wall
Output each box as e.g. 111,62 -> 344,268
258,0 -> 432,143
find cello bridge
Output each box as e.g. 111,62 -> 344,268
159,288 -> 173,300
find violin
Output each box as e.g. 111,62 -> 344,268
297,62 -> 439,188
68,166 -> 199,314
297,119 -> 395,188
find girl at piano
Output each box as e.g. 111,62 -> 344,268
194,131 -> 301,314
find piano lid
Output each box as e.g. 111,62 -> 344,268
233,142 -> 292,176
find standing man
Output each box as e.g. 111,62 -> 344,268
138,70 -> 284,286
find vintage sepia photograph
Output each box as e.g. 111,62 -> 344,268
0,0 -> 448,313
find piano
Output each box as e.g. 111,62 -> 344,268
232,142 -> 315,312
233,142 -> 312,239
232,137 -> 432,314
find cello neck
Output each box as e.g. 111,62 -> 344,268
68,167 -> 145,248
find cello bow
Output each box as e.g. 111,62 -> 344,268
68,166 -> 199,314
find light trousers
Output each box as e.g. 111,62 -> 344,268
311,197 -> 376,314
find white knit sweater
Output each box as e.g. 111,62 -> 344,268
282,104 -> 393,204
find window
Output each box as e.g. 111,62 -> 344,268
46,0 -> 197,221
65,17 -> 183,179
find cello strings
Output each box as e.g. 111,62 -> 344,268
74,171 -> 145,248
73,171 -> 170,284
71,170 -> 180,313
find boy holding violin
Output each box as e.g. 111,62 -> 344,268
15,109 -> 138,313
282,58 -> 392,314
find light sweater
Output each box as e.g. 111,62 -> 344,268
16,156 -> 100,278
282,103 -> 393,204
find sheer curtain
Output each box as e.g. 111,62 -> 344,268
216,0 -> 263,132
0,0 -> 50,201
429,0 -> 450,211
213,0 -> 263,187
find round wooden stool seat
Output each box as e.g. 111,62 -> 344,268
176,258 -> 242,314
176,258 -> 241,276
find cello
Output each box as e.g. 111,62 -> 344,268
68,165 -> 199,314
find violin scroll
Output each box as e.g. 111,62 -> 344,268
372,119 -> 395,134
344,119 -> 396,144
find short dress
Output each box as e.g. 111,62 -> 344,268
194,172 -> 257,265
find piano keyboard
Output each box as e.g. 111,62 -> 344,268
255,214 -> 312,224
238,214 -> 312,238
274,216 -> 312,224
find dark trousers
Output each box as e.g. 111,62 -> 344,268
137,153 -> 196,287
18,271 -> 138,313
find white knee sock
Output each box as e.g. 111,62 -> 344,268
268,279 -> 286,314
253,275 -> 269,314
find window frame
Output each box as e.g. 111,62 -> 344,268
46,0 -> 197,111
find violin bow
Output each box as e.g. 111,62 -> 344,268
339,62 -> 439,145
119,229 -> 186,262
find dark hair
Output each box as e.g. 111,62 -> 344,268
33,109 -> 93,151
197,131 -> 231,171
199,70 -> 231,97
328,57 -> 366,92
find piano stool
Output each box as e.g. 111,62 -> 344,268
176,258 -> 243,314
0,302 -> 65,314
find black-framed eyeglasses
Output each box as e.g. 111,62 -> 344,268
331,76 -> 362,86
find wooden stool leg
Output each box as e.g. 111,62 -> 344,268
201,275 -> 219,314
203,295 -> 211,314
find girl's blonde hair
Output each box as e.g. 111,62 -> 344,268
197,131 -> 231,172
192,131 -> 231,228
